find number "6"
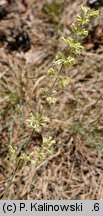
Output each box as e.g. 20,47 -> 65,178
94,203 -> 99,211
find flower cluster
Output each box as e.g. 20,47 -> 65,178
25,5 -> 99,163
26,112 -> 47,129
8,5 -> 99,172
4,5 -> 99,200
9,137 -> 55,166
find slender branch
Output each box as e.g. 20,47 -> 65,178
3,5 -> 99,199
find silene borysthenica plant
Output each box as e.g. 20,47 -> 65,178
3,5 -> 99,199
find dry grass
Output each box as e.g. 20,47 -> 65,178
0,0 -> 103,199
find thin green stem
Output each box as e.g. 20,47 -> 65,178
2,129 -> 35,199
3,64 -> 64,199
40,64 -> 64,114
16,128 -> 35,157
2,167 -> 18,200
4,5 -> 99,199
